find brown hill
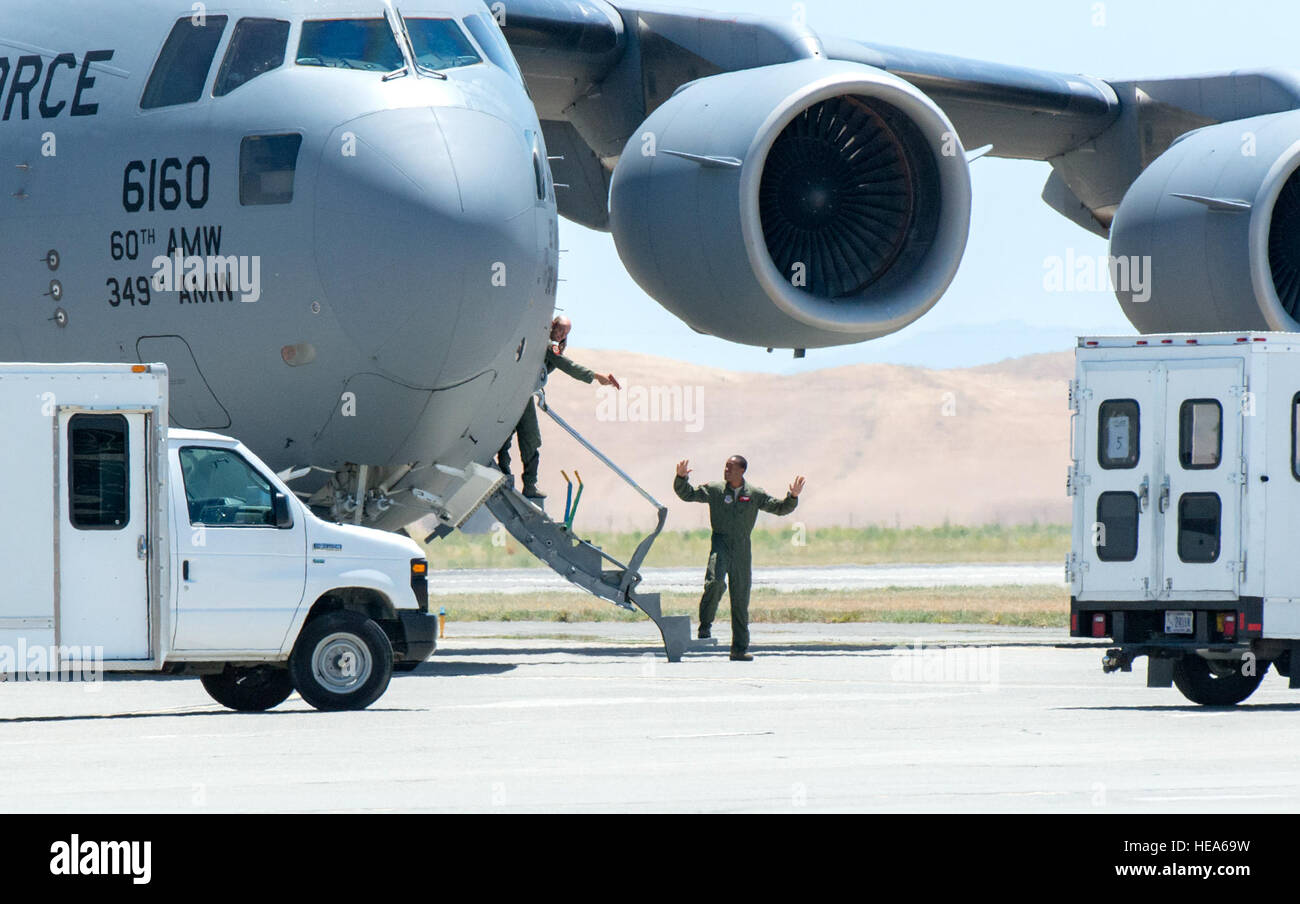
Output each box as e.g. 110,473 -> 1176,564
521,349 -> 1074,532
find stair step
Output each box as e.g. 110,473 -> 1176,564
484,483 -> 688,660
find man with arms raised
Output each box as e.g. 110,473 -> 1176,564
674,456 -> 805,660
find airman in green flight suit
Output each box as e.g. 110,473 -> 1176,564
674,456 -> 806,660
498,316 -> 620,499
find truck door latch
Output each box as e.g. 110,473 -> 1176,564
1138,475 -> 1150,511
1158,476 -> 1171,513
137,535 -> 147,560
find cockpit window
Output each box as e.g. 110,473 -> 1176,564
141,16 -> 229,109
462,13 -> 523,83
296,19 -> 404,72
215,18 -> 290,96
404,19 -> 481,71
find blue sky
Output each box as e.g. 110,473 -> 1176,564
555,0 -> 1299,372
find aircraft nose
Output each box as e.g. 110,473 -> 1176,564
314,106 -> 544,384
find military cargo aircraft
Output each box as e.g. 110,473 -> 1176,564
2,0 -> 1297,555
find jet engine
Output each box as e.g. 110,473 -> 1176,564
1110,110 -> 1300,332
608,59 -> 972,349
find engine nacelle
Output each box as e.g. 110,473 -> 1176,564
608,59 -> 972,349
1110,110 -> 1300,332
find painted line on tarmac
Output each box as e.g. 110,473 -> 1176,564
649,730 -> 776,740
1134,793 -> 1285,802
440,690 -> 983,709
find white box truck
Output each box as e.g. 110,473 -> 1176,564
1067,332 -> 1300,705
2,363 -> 435,711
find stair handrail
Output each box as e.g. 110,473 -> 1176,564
532,389 -> 668,595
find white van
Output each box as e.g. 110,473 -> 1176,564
3,363 -> 434,711
1068,333 -> 1300,705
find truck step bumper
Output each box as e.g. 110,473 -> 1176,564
1070,597 -> 1263,644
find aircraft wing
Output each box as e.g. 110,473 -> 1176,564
503,0 -> 1300,225
502,0 -> 1300,346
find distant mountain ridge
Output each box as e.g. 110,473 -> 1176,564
502,348 -> 1075,533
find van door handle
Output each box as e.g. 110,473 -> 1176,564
1158,477 -> 1171,514
183,560 -> 190,581
1138,476 -> 1150,511
137,535 -> 147,559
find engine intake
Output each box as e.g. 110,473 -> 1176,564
609,60 -> 971,349
760,94 -> 941,298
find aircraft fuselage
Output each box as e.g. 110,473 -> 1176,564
2,0 -> 558,530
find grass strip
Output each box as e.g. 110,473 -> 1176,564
431,585 -> 1068,629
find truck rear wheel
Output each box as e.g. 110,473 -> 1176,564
200,665 -> 293,712
289,610 -> 393,711
1172,655 -> 1267,706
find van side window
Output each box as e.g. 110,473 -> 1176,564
69,414 -> 129,530
142,16 -> 229,109
214,18 -> 290,96
1098,399 -> 1139,469
240,134 -> 303,206
1178,493 -> 1221,563
1095,492 -> 1139,562
1178,399 -> 1222,469
179,447 -> 282,527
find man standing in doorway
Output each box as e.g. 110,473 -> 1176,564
498,316 -> 619,501
674,456 -> 805,660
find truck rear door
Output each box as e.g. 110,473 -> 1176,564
57,411 -> 152,659
1076,362 -> 1163,598
1159,362 -> 1244,596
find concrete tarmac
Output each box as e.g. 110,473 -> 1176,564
1,622 -> 1297,813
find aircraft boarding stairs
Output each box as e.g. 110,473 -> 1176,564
484,391 -> 693,662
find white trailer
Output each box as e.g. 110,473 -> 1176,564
2,363 -> 435,711
1068,333 -> 1300,704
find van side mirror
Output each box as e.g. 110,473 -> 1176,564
273,492 -> 293,528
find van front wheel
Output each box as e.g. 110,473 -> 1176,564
290,611 -> 393,711
200,665 -> 293,712
1172,654 -> 1266,706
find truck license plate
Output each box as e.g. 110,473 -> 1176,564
1165,610 -> 1194,634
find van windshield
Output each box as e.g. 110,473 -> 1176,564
296,19 -> 404,71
